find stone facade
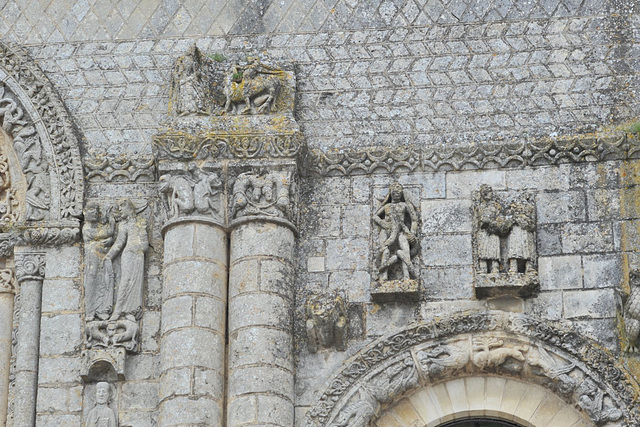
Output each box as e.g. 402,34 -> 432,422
0,0 -> 639,426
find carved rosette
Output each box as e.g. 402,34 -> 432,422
0,268 -> 15,293
14,252 -> 45,283
304,312 -> 640,427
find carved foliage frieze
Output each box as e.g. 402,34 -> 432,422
304,312 -> 640,427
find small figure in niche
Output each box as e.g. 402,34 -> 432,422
475,185 -> 510,273
374,182 -> 418,281
85,382 -> 117,427
506,194 -> 536,273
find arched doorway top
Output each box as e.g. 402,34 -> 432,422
0,40 -> 83,227
303,311 -> 640,427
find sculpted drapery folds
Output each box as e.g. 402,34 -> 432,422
104,199 -> 148,322
83,201 -> 115,321
373,183 -> 418,282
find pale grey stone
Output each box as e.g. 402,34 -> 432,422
161,329 -> 224,372
38,357 -> 82,384
161,295 -> 193,334
228,258 -> 259,299
45,246 -> 81,278
421,266 -> 474,300
231,223 -> 295,260
163,260 -> 226,300
446,170 -> 506,198
40,314 -> 82,356
230,327 -> 293,370
229,293 -> 291,331
342,204 -> 371,237
228,396 -> 257,425
583,254 -> 622,289
41,279 -> 80,312
228,365 -> 294,400
120,381 -> 158,410
536,191 -> 586,224
257,395 -> 295,425
260,259 -> 294,299
563,288 -> 615,319
505,166 -> 570,191
329,270 -> 371,302
159,367 -> 191,400
539,255 -> 583,290
160,396 -> 222,425
421,234 -> 473,266
326,238 -> 369,271
194,296 -> 226,332
421,199 -> 472,234
562,222 -> 614,254
307,256 -> 325,272
524,291 -> 564,320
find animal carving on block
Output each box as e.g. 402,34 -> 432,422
472,337 -> 527,370
224,57 -> 285,115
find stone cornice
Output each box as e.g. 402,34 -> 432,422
307,132 -> 638,176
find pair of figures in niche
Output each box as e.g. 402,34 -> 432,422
83,199 -> 149,352
474,184 -> 536,276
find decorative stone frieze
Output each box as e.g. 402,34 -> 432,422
85,155 -> 156,183
308,132 -> 638,176
472,185 -> 538,298
372,182 -> 419,302
306,292 -> 348,353
304,312 -> 640,427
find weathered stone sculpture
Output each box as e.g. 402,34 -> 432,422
306,292 -> 348,353
372,182 -> 419,301
83,202 -> 115,321
472,185 -> 538,298
159,165 -> 222,222
85,199 -> 148,352
621,270 -> 640,353
232,169 -> 291,221
0,151 -> 19,224
105,199 -> 148,322
575,379 -> 622,425
168,45 -> 214,116
224,57 -> 284,115
84,382 -> 117,427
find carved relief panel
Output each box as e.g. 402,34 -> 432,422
371,182 -> 420,302
305,291 -> 348,353
84,199 -> 149,353
472,185 -> 538,298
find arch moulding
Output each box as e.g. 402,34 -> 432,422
0,40 -> 83,245
303,312 -> 640,427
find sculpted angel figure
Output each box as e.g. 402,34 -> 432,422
83,201 -> 115,321
104,199 -> 149,322
84,382 -> 117,427
374,182 -> 418,281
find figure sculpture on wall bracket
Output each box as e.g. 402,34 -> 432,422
84,382 -> 117,427
371,182 -> 419,302
85,199 -> 149,353
472,185 -> 538,298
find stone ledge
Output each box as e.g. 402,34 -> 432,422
475,271 -> 539,298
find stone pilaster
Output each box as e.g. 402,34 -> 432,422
0,268 -> 15,426
158,165 -> 228,427
226,168 -> 297,427
11,250 -> 45,427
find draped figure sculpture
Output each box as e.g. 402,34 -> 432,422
84,382 -> 117,427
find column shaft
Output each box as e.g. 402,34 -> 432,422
227,221 -> 295,427
0,271 -> 15,425
159,220 -> 228,427
12,277 -> 43,426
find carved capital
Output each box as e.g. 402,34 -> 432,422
18,226 -> 80,246
14,252 -> 45,283
0,268 -> 15,293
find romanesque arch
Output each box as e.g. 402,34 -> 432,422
0,40 -> 83,227
304,312 -> 640,427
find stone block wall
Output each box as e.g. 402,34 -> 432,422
295,159 -> 626,417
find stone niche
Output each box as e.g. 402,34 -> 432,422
472,185 -> 538,298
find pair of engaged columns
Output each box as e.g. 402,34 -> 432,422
160,210 -> 295,425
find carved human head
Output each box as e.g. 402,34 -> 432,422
118,199 -> 135,219
389,182 -> 404,202
84,201 -> 100,222
95,382 -> 110,404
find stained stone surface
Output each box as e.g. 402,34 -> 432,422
0,0 -> 638,426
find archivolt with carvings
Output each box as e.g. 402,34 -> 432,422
304,312 -> 640,427
0,40 -> 83,222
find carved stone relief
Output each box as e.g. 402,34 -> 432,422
85,199 -> 149,353
472,185 -> 538,297
371,182 -> 419,302
306,292 -> 348,353
159,164 -> 223,223
85,155 -> 156,183
83,382 -> 118,427
223,57 -> 287,115
0,40 -> 84,221
169,45 -> 216,116
304,312 -> 640,427
231,168 -> 293,223
621,270 -> 640,354
0,268 -> 14,294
